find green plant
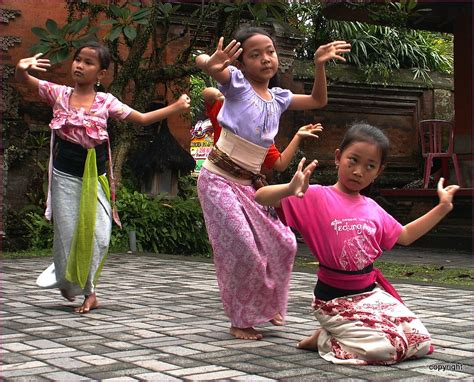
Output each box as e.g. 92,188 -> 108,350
112,186 -> 211,256
23,211 -> 54,250
288,1 -> 453,84
30,17 -> 99,63
189,74 -> 208,122
177,174 -> 198,199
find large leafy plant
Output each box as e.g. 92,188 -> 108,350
30,17 -> 99,63
288,1 -> 453,83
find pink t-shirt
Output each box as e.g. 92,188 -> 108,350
38,80 -> 133,148
279,185 -> 402,271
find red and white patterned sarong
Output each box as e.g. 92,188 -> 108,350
313,288 -> 432,365
198,168 -> 297,328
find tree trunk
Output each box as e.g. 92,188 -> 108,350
112,138 -> 132,185
111,119 -> 135,184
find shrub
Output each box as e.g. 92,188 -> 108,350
23,211 -> 54,250
20,183 -> 211,257
112,186 -> 211,256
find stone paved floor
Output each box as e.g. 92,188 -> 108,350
1,254 -> 473,381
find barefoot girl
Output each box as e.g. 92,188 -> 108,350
15,41 -> 190,313
255,123 -> 459,364
196,27 -> 350,340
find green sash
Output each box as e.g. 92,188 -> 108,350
66,149 -> 110,289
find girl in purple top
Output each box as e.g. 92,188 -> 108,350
256,123 -> 459,364
15,42 -> 190,313
196,26 -> 350,340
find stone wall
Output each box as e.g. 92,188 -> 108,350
275,62 -> 454,189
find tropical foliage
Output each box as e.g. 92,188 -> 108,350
287,1 -> 453,83
111,186 -> 211,256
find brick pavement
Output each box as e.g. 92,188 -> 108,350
1,254 -> 473,381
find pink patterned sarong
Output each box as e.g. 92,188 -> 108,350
198,167 -> 297,328
313,288 -> 432,365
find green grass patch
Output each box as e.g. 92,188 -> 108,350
293,257 -> 473,287
1,248 -> 52,259
4,249 -> 472,288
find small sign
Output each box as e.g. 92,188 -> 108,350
190,119 -> 214,175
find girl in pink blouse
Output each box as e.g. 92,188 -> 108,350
15,41 -> 190,313
255,123 -> 459,364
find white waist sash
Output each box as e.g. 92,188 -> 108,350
202,128 -> 268,185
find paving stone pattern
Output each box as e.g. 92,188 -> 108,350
1,255 -> 473,381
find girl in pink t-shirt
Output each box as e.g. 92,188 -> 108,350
15,42 -> 190,314
256,123 -> 459,365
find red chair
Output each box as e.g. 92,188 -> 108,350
418,119 -> 463,188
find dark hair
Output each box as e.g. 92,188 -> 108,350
339,123 -> 390,165
233,26 -> 277,62
73,41 -> 111,70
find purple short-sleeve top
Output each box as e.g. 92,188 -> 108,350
217,66 -> 293,147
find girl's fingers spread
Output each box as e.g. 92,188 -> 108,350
334,42 -> 351,48
230,48 -> 243,61
34,52 -> 44,58
437,177 -> 445,190
217,36 -> 224,50
333,55 -> 346,62
297,157 -> 306,171
224,39 -> 238,52
228,42 -> 241,54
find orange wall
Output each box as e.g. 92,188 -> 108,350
3,0 -> 191,147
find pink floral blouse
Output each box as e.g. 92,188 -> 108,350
38,80 -> 133,148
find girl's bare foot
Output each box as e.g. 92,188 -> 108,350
60,288 -> 75,302
297,328 -> 322,351
230,326 -> 263,340
270,313 -> 284,326
74,293 -> 98,314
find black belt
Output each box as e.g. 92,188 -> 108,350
315,263 -> 375,301
53,136 -> 107,177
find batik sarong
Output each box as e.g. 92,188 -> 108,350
313,287 -> 432,365
198,167 -> 297,328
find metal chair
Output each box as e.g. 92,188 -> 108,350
418,119 -> 463,188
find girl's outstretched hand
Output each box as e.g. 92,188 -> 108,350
289,158 -> 318,198
296,123 -> 323,139
314,41 -> 351,64
206,37 -> 242,74
437,177 -> 459,209
175,94 -> 191,113
17,53 -> 51,72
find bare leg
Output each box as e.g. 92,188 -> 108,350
270,313 -> 284,326
230,326 -> 263,340
74,292 -> 99,314
297,328 -> 322,351
60,289 -> 75,302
